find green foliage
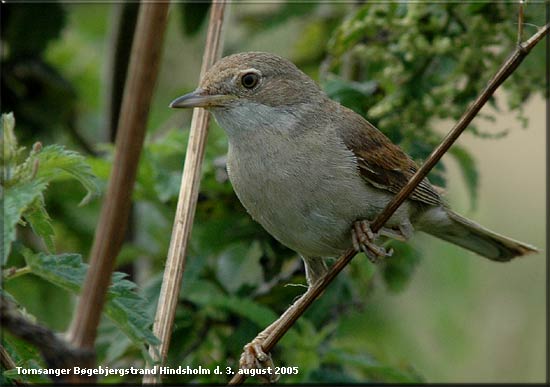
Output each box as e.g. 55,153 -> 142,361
2,337 -> 50,384
1,116 -> 159,381
1,113 -> 98,262
1,2 -> 544,384
22,251 -> 159,348
323,2 -> 544,204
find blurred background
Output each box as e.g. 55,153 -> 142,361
1,1 -> 546,384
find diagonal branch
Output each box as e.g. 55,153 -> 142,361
229,21 -> 549,386
1,296 -> 93,384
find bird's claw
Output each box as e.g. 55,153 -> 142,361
352,220 -> 393,263
239,337 -> 280,383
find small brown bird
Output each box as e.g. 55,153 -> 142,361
170,52 -> 537,380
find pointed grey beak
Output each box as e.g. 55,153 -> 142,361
169,88 -> 235,109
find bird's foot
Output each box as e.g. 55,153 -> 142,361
352,220 -> 393,263
239,332 -> 280,384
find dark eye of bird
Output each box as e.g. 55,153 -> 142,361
241,72 -> 259,89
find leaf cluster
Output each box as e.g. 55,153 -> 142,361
1,115 -> 159,383
1,1 -> 544,384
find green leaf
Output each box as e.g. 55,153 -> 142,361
2,180 -> 48,264
105,271 -> 161,347
449,145 -> 479,210
23,251 -> 160,347
381,241 -> 421,293
24,200 -> 55,252
184,279 -> 277,328
216,241 -> 263,294
216,295 -> 278,328
32,144 -> 99,206
323,77 -> 378,116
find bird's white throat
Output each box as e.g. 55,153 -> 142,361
211,101 -> 300,140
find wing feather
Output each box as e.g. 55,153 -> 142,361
336,104 -> 442,207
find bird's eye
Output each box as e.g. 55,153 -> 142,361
241,72 -> 259,89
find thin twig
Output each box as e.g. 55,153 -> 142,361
229,21 -> 549,386
2,266 -> 31,281
0,344 -> 17,372
143,2 -> 227,384
0,343 -> 25,386
67,2 -> 169,380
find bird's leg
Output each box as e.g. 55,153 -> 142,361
239,257 -> 327,383
239,287 -> 317,384
378,222 -> 413,242
351,220 -> 394,263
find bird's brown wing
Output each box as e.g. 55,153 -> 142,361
339,107 -> 442,207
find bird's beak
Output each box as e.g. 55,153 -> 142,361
169,88 -> 234,109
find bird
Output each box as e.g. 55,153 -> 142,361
170,51 -> 537,381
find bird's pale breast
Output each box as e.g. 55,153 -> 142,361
217,104 -> 412,258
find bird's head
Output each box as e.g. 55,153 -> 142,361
170,52 -> 325,111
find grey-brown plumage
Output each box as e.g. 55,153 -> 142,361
170,51 -> 537,284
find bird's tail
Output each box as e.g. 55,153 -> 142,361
424,209 -> 538,261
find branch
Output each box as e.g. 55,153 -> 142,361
143,2 -> 227,384
67,2 -> 169,380
1,296 -> 92,384
229,21 -> 549,386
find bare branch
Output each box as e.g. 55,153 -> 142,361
67,3 -> 169,380
143,3 -> 227,384
229,21 -> 549,386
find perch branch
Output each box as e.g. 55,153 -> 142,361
229,20 -> 549,386
143,2 -> 227,384
67,2 -> 169,380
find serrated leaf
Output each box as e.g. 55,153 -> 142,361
449,145 -> 479,210
24,201 -> 55,252
33,144 -> 99,206
2,180 -> 48,264
105,272 -> 161,346
23,251 -> 160,347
